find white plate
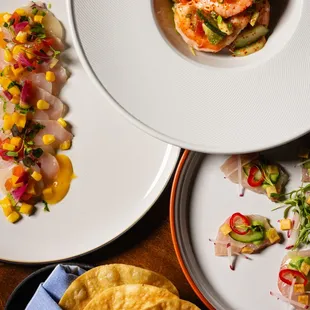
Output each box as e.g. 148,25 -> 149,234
68,0 -> 308,154
0,0 -> 180,264
171,138 -> 308,310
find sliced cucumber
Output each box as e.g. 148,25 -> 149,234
270,173 -> 280,184
229,230 -> 264,243
303,161 -> 310,169
233,36 -> 266,57
234,25 -> 269,49
202,24 -> 224,45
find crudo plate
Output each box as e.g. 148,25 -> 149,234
0,0 -> 180,263
69,0 -> 308,153
170,137 -> 309,310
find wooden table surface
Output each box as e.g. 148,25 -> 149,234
0,178 -> 207,310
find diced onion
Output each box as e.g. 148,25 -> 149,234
270,291 -> 309,309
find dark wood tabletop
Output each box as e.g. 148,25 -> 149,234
0,178 -> 207,310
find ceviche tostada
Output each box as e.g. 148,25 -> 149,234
0,2 -> 74,223
172,0 -> 270,56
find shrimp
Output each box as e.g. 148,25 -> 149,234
256,0 -> 270,27
194,0 -> 253,19
174,2 -> 250,53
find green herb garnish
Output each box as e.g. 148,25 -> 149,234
6,151 -> 18,157
3,22 -> 8,28
15,104 -> 35,114
43,200 -> 50,212
11,124 -> 21,137
22,156 -> 35,167
32,7 -> 38,15
20,16 -> 29,22
32,148 -> 43,158
50,46 -> 60,58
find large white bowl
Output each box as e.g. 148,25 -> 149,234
69,0 -> 308,153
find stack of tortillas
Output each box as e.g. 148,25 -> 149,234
58,264 -> 200,310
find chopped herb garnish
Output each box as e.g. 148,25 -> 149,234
31,23 -> 44,34
20,16 -> 29,22
7,81 -> 19,89
15,104 -> 35,114
26,66 -> 35,72
50,46 -> 60,58
11,124 -> 21,137
23,156 -> 35,167
9,18 -> 15,26
3,22 -> 8,28
41,11 -> 47,16
48,3 -> 52,9
37,59 -> 44,64
43,200 -> 50,212
37,33 -> 46,39
0,95 -> 7,113
25,122 -> 45,140
6,151 -> 18,157
32,148 -> 43,158
32,7 -> 38,15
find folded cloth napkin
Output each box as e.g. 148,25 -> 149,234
26,264 -> 86,310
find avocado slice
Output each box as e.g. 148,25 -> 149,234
266,165 -> 280,184
243,164 -> 251,176
217,19 -> 233,35
229,230 -> 264,243
202,23 -> 224,45
234,25 -> 269,49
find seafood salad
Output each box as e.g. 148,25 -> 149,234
172,0 -> 270,56
0,2 -> 74,223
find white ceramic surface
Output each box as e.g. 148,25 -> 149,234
0,0 -> 180,263
69,0 -> 309,153
173,139 -> 307,310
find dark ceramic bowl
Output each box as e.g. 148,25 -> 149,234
5,263 -> 93,310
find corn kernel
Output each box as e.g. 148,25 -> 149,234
12,112 -> 19,123
279,219 -> 292,231
15,31 -> 27,44
2,204 -> 13,217
298,295 -> 309,306
294,284 -> 305,294
31,171 -> 42,182
301,261 -> 310,276
4,49 -> 13,62
7,211 -> 21,223
42,134 -> 55,145
11,65 -> 24,77
241,246 -> 254,254
0,76 -> 12,90
8,85 -> 20,96
10,137 -> 22,148
12,45 -> 25,58
16,114 -> 26,128
20,203 -> 34,215
12,175 -> 23,188
266,186 -> 277,198
37,99 -> 50,110
34,15 -> 44,23
11,95 -> 20,105
45,71 -> 55,82
220,223 -> 232,236
0,196 -> 12,208
2,143 -> 15,151
57,118 -> 67,128
3,14 -> 11,23
60,140 -> 71,150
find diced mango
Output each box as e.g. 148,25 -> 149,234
266,186 -> 277,198
2,204 -> 13,217
7,211 -> 21,223
15,31 -> 27,44
10,137 -> 22,148
3,13 -> 11,23
298,295 -> 309,306
2,143 -> 15,151
15,8 -> 26,16
3,114 -> 13,130
31,171 -> 42,182
4,49 -> 13,62
45,71 -> 55,82
266,228 -> 280,244
0,76 -> 12,90
8,85 -> 20,96
11,95 -> 20,105
12,45 -> 25,58
19,203 -> 34,215
241,246 -> 254,254
301,261 -> 310,276
220,223 -> 232,236
0,196 -> 12,208
294,284 -> 305,294
279,219 -> 292,231
13,113 -> 27,128
11,175 -> 23,188
34,15 -> 44,23
11,65 -> 25,77
42,187 -> 53,200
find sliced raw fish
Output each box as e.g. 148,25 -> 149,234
34,120 -> 73,148
37,152 -> 59,185
215,214 -> 278,256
